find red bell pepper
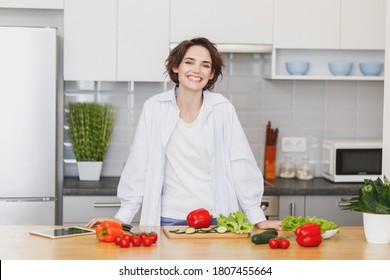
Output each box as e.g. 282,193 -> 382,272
186,208 -> 212,229
295,222 -> 322,247
96,220 -> 123,242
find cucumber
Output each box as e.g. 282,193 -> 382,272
251,230 -> 278,245
216,225 -> 228,233
185,227 -> 196,234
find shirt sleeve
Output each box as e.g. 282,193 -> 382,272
114,104 -> 149,224
229,106 -> 267,224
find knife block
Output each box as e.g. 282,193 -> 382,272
264,145 -> 276,180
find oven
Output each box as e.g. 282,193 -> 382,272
260,196 -> 279,220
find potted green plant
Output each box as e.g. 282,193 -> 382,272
340,176 -> 390,244
66,102 -> 116,181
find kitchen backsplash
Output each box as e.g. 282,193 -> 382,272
64,53 -> 384,177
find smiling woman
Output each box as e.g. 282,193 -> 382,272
86,37 -> 282,231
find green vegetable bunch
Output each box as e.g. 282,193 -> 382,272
217,211 -> 254,234
67,102 -> 116,162
340,176 -> 390,214
281,215 -> 340,233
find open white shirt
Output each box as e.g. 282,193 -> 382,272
161,104 -> 215,220
115,87 -> 266,226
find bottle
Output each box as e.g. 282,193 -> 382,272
296,156 -> 314,180
279,156 -> 296,178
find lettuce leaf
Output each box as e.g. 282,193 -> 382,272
217,211 -> 254,234
281,215 -> 340,233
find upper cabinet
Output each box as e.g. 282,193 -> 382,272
64,0 -> 169,81
274,0 -> 340,49
274,0 -> 386,50
340,0 -> 386,50
0,0 -> 63,9
117,0 -> 169,82
64,0 -> 116,81
170,0 -> 273,45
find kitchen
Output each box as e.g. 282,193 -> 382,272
1,0 -> 390,265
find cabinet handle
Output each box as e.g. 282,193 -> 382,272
290,202 -> 295,216
93,203 -> 120,208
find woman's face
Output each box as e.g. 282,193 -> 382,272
173,45 -> 214,93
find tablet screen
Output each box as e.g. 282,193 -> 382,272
30,227 -> 95,239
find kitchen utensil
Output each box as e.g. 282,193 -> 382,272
286,61 -> 309,75
328,62 -> 353,76
359,63 -> 384,76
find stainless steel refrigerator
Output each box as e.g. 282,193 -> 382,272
0,26 -> 57,225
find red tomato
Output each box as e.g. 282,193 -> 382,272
142,236 -> 153,247
268,238 -> 280,249
114,234 -> 123,246
279,239 -> 290,249
149,232 -> 158,243
119,237 -> 131,248
140,232 -> 148,240
131,235 -> 142,247
122,234 -> 132,242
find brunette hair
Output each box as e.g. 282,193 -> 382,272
165,37 -> 224,91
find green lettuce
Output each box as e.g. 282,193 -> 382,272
217,211 -> 254,234
281,215 -> 340,233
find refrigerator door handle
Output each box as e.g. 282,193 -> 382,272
0,197 -> 56,202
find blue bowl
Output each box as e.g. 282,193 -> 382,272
286,62 -> 309,75
328,62 -> 353,76
359,63 -> 384,76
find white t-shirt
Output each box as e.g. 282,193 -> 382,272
161,105 -> 214,219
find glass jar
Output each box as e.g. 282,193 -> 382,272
296,156 -> 314,180
279,156 -> 296,178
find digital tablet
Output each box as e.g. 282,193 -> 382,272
30,226 -> 95,239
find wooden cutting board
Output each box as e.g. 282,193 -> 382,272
163,226 -> 250,239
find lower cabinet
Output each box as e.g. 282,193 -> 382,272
63,196 -> 140,226
279,195 -> 363,226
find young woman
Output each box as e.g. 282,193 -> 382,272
86,37 -> 281,230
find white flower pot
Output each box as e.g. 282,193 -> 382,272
363,212 -> 390,244
77,161 -> 103,181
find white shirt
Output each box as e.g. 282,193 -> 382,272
161,105 -> 214,219
115,87 -> 266,226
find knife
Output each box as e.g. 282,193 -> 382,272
122,223 -> 137,233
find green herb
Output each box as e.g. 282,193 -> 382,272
340,176 -> 390,214
281,216 -> 339,233
217,211 -> 254,234
66,103 -> 116,162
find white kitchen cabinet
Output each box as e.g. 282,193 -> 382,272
305,196 -> 363,226
170,0 -> 273,45
0,0 -> 63,9
279,195 -> 305,219
117,0 -> 169,82
340,0 -> 386,50
64,0 -> 117,81
64,0 -> 170,82
63,196 -> 141,225
273,0 -> 340,49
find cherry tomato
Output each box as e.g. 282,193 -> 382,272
119,237 -> 131,248
140,232 -> 148,240
114,234 -> 123,246
279,239 -> 290,249
122,234 -> 132,242
142,236 -> 153,247
131,235 -> 142,247
268,238 -> 280,249
149,232 -> 158,243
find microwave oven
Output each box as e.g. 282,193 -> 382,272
321,139 -> 382,183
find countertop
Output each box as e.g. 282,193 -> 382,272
63,177 -> 362,196
1,225 -> 389,260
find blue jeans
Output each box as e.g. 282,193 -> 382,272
161,216 -> 218,226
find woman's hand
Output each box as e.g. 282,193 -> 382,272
256,220 -> 282,231
85,217 -> 122,228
